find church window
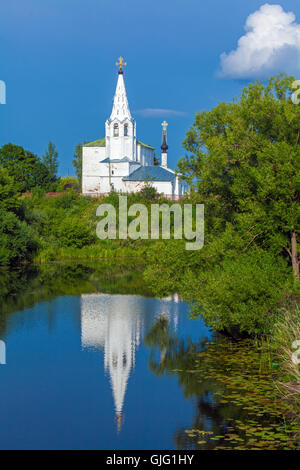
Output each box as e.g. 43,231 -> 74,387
113,123 -> 119,137
124,124 -> 128,136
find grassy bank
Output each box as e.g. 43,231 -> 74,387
270,302 -> 300,398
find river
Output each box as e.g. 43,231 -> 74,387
0,263 -> 297,450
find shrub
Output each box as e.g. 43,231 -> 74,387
0,209 -> 38,266
185,249 -> 291,335
53,191 -> 77,209
55,177 -> 79,192
53,217 -> 95,248
139,184 -> 159,201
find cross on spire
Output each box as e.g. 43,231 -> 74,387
161,121 -> 168,154
116,56 -> 127,74
161,120 -> 168,134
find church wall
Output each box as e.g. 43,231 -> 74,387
138,145 -> 154,166
83,146 -> 106,165
82,176 -> 183,196
82,146 -> 106,194
153,181 -> 173,195
82,147 -> 106,183
82,176 -> 101,194
123,180 -> 173,195
102,161 -> 130,177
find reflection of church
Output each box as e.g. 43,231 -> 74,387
80,293 -> 179,431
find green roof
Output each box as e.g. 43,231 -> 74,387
137,140 -> 155,150
85,137 -> 106,147
84,137 -> 154,150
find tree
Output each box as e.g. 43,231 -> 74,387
72,142 -> 86,188
0,143 -> 51,191
42,141 -> 59,182
177,74 -> 300,279
0,209 -> 38,266
0,168 -> 21,213
153,155 -> 160,166
0,167 -> 39,266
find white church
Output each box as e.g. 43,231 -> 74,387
82,57 -> 187,197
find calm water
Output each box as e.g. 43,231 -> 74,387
0,264 -> 297,450
0,265 -> 212,450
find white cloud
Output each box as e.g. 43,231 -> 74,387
219,3 -> 300,79
135,108 -> 187,117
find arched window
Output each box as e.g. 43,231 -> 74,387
113,123 -> 119,137
124,123 -> 128,136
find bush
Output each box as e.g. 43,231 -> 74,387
139,184 -> 159,201
55,177 -> 79,192
53,191 -> 77,209
0,209 -> 38,266
53,217 -> 95,248
185,249 -> 291,336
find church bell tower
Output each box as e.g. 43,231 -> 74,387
105,57 -> 137,161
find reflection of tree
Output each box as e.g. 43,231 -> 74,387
144,315 -> 243,450
145,315 -> 206,397
0,262 -> 153,337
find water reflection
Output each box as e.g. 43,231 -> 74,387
80,293 -> 181,431
0,264 -> 296,449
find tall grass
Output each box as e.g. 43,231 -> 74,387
272,302 -> 300,396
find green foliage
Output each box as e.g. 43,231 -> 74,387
186,250 -> 290,335
153,155 -> 160,166
72,142 -> 86,186
0,143 -> 53,191
52,217 -> 95,248
23,192 -> 102,255
55,177 -> 79,192
0,166 -> 39,266
42,141 -> 59,182
178,74 -> 300,277
0,209 -> 38,266
144,74 -> 300,335
0,168 -> 21,213
53,191 -> 77,209
139,183 -> 159,201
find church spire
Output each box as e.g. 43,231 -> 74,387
110,57 -> 131,121
161,120 -> 168,168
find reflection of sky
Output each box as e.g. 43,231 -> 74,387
0,294 -> 211,449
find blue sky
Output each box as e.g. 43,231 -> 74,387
1,0 -> 300,175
